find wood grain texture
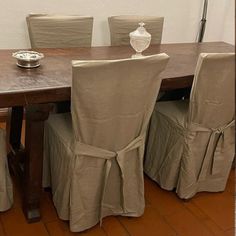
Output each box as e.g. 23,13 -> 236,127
0,42 -> 234,108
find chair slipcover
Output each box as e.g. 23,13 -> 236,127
26,14 -> 93,48
0,129 -> 13,211
43,54 -> 169,232
108,15 -> 164,46
144,53 -> 235,199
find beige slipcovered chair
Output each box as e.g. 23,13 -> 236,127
27,14 -> 93,112
144,53 -> 235,199
0,129 -> 13,211
43,54 -> 169,232
108,15 -> 164,46
26,14 -> 94,48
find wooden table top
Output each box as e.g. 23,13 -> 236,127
0,42 -> 234,108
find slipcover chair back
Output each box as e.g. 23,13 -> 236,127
189,53 -> 234,127
26,14 -> 93,48
144,53 -> 235,199
108,15 -> 164,46
43,54 -> 169,232
0,129 -> 13,211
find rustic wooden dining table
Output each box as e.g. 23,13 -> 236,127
0,41 -> 234,223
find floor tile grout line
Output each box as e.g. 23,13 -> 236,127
116,217 -> 133,236
100,224 -> 109,236
143,191 -> 184,235
43,220 -> 51,236
0,217 -> 7,236
148,204 -> 181,236
182,198 -> 229,234
224,227 -> 235,233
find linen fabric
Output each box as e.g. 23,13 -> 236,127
144,53 -> 235,199
43,54 -> 169,232
0,129 -> 13,211
108,15 -> 164,46
26,14 -> 93,48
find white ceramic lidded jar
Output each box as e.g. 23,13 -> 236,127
129,22 -> 151,58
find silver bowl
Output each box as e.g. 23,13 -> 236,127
12,51 -> 44,68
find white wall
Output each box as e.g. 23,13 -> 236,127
221,0 -> 235,45
0,0 -> 234,49
204,0 -> 235,45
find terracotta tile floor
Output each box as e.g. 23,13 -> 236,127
0,170 -> 234,236
0,123 -> 235,236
